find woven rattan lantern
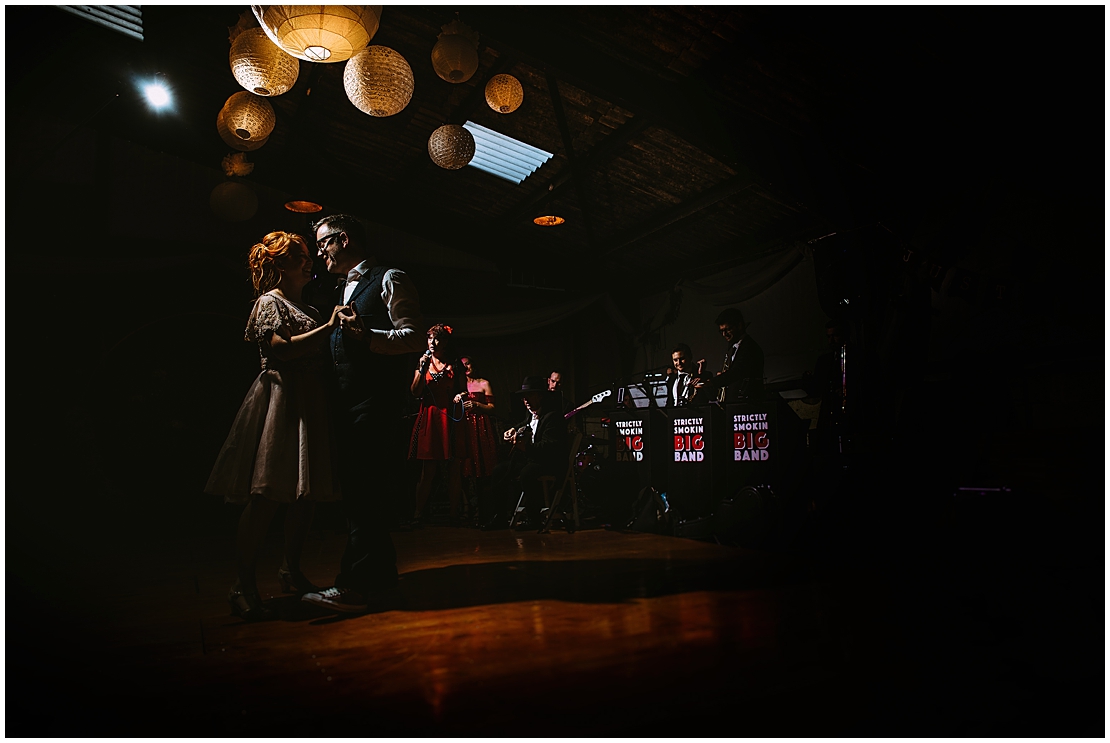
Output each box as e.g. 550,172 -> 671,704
230,27 -> 299,96
428,125 -> 475,169
221,91 -> 276,143
251,5 -> 381,62
217,108 -> 269,151
431,19 -> 479,83
343,45 -> 414,117
485,73 -> 523,114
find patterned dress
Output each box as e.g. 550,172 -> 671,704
409,365 -> 467,460
461,391 -> 499,477
204,291 -> 340,503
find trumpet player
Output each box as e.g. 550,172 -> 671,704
667,343 -> 707,407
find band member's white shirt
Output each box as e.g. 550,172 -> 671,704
673,372 -> 691,405
725,338 -> 743,368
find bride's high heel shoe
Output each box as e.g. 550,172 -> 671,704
228,588 -> 273,621
277,568 -> 320,595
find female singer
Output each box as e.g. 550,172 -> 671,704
409,324 -> 467,523
454,355 -> 499,486
205,231 -> 352,621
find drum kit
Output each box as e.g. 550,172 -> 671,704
570,433 -> 609,514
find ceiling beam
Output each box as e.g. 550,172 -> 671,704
446,53 -> 514,125
496,112 -> 653,227
546,71 -> 597,250
625,218 -> 824,295
271,62 -> 326,186
599,173 -> 760,258
366,54 -> 516,233
461,7 -> 753,174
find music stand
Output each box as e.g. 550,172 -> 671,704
626,372 -> 669,409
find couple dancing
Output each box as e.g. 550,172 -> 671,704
205,214 -> 424,618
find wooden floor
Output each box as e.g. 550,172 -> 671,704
19,522 -> 899,736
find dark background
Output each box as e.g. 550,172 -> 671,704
6,5 -> 1105,735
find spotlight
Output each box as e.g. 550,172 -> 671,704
143,82 -> 171,110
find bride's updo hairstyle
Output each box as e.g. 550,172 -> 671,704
248,231 -> 308,296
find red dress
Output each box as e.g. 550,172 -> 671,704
461,391 -> 499,477
409,366 -> 466,460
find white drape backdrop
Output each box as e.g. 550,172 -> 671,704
635,246 -> 829,384
428,294 -> 636,339
428,244 -> 828,388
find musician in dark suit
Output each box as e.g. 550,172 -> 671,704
300,214 -> 426,614
548,369 -> 574,416
666,343 -> 707,408
701,308 -> 765,403
480,376 -> 569,530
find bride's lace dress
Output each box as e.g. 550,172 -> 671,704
205,291 -> 340,503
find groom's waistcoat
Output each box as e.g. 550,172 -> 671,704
330,265 -> 409,410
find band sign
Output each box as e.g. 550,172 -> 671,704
615,419 -> 645,462
673,416 -> 705,462
734,413 -> 770,461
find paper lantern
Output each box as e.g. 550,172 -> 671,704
217,107 -> 268,151
431,19 -> 479,83
343,45 -> 413,117
533,215 -> 565,226
428,125 -> 475,170
210,181 -> 259,222
485,73 -> 523,114
251,5 -> 381,63
230,27 -> 299,96
221,91 -> 276,143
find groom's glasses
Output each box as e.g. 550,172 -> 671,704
316,232 -> 343,250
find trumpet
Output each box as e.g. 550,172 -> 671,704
677,359 -> 706,406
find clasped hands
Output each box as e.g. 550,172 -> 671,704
329,304 -> 366,339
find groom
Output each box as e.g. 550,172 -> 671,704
302,213 -> 425,613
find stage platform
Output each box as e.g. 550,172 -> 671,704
14,522 -> 899,736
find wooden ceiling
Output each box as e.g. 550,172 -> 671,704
8,6 -> 1101,299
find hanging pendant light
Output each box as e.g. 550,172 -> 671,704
221,91 -> 276,143
230,27 -> 299,97
217,107 -> 269,151
343,45 -> 414,117
485,73 -> 523,114
428,125 -> 475,170
251,5 -> 381,63
431,19 -> 479,84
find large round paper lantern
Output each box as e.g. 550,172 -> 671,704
217,108 -> 268,151
210,181 -> 259,222
428,125 -> 475,169
221,91 -> 276,143
431,20 -> 478,83
251,5 -> 381,63
230,27 -> 299,96
343,45 -> 413,117
485,73 -> 523,114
